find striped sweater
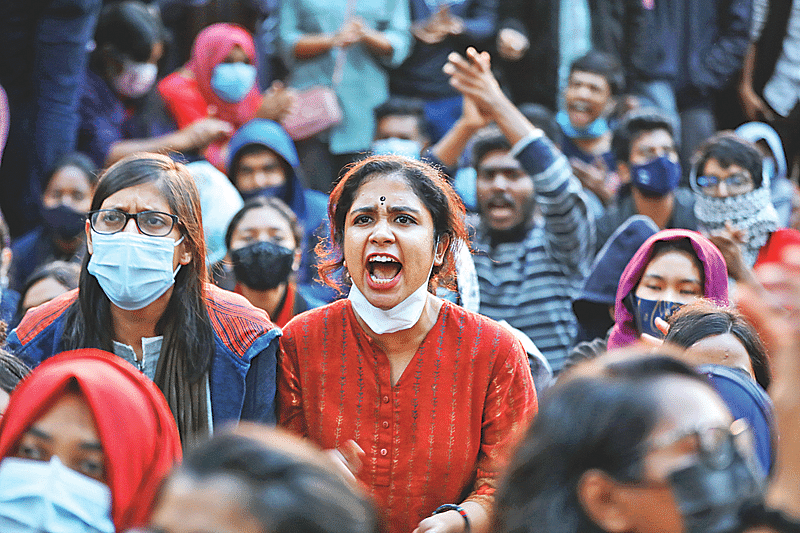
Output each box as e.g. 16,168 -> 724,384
472,136 -> 595,371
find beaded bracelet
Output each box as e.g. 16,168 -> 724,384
432,504 -> 471,533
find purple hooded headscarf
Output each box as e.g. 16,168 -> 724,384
607,229 -> 729,349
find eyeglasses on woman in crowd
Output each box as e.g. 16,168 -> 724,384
88,209 -> 179,237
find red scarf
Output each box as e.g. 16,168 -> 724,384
0,349 -> 182,531
185,23 -> 261,127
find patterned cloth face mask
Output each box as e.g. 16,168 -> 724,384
113,61 -> 158,99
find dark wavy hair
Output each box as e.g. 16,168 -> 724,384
17,260 -> 81,319
665,300 -> 770,390
316,155 -> 467,293
0,352 -> 30,395
61,154 -> 213,384
611,109 -> 674,164
91,0 -> 164,68
165,430 -> 381,533
495,356 -> 706,533
693,131 -> 764,189
569,50 -> 625,96
225,196 -> 304,252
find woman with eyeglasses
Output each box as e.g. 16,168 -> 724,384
494,356 -> 765,533
691,132 -> 800,283
6,153 -> 281,449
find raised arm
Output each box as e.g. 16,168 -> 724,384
443,47 -> 534,145
444,48 -> 595,270
429,95 -> 489,169
739,250 -> 800,517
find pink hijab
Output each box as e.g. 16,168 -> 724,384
607,229 -> 729,349
185,23 -> 261,127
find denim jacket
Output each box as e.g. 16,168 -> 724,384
7,284 -> 280,425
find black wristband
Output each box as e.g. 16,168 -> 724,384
433,504 -> 471,533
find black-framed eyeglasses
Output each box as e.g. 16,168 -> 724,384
89,209 -> 179,237
647,418 -> 754,471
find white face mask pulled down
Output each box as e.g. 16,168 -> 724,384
348,234 -> 440,335
348,281 -> 430,335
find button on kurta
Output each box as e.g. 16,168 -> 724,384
382,420 -> 389,428
380,448 -> 388,456
383,395 -> 390,403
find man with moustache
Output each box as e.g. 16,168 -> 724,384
470,125 -> 595,372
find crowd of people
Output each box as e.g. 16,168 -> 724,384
1,0 -> 800,532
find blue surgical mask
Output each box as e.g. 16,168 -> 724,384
633,296 -> 683,338
88,231 -> 184,311
211,62 -> 257,103
630,155 -> 681,196
371,138 -> 423,160
556,110 -> 609,140
0,456 -> 115,533
240,183 -> 288,203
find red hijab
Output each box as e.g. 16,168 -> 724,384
185,23 -> 261,127
0,349 -> 182,532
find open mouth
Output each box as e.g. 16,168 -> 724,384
366,254 -> 402,285
486,196 -> 516,218
567,102 -> 593,124
569,101 -> 591,113
488,197 -> 514,210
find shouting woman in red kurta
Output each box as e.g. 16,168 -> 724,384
277,155 -> 538,533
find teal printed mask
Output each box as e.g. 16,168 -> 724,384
556,110 -> 609,140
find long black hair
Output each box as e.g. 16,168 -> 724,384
61,154 -> 214,384
665,300 -> 770,389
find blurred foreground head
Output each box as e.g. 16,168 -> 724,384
146,424 -> 381,533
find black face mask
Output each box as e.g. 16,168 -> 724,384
240,183 -> 288,203
230,240 -> 295,291
41,204 -> 86,240
667,434 -> 765,533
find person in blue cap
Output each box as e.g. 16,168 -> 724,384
227,119 -> 334,304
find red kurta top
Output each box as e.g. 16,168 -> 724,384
278,299 -> 538,533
